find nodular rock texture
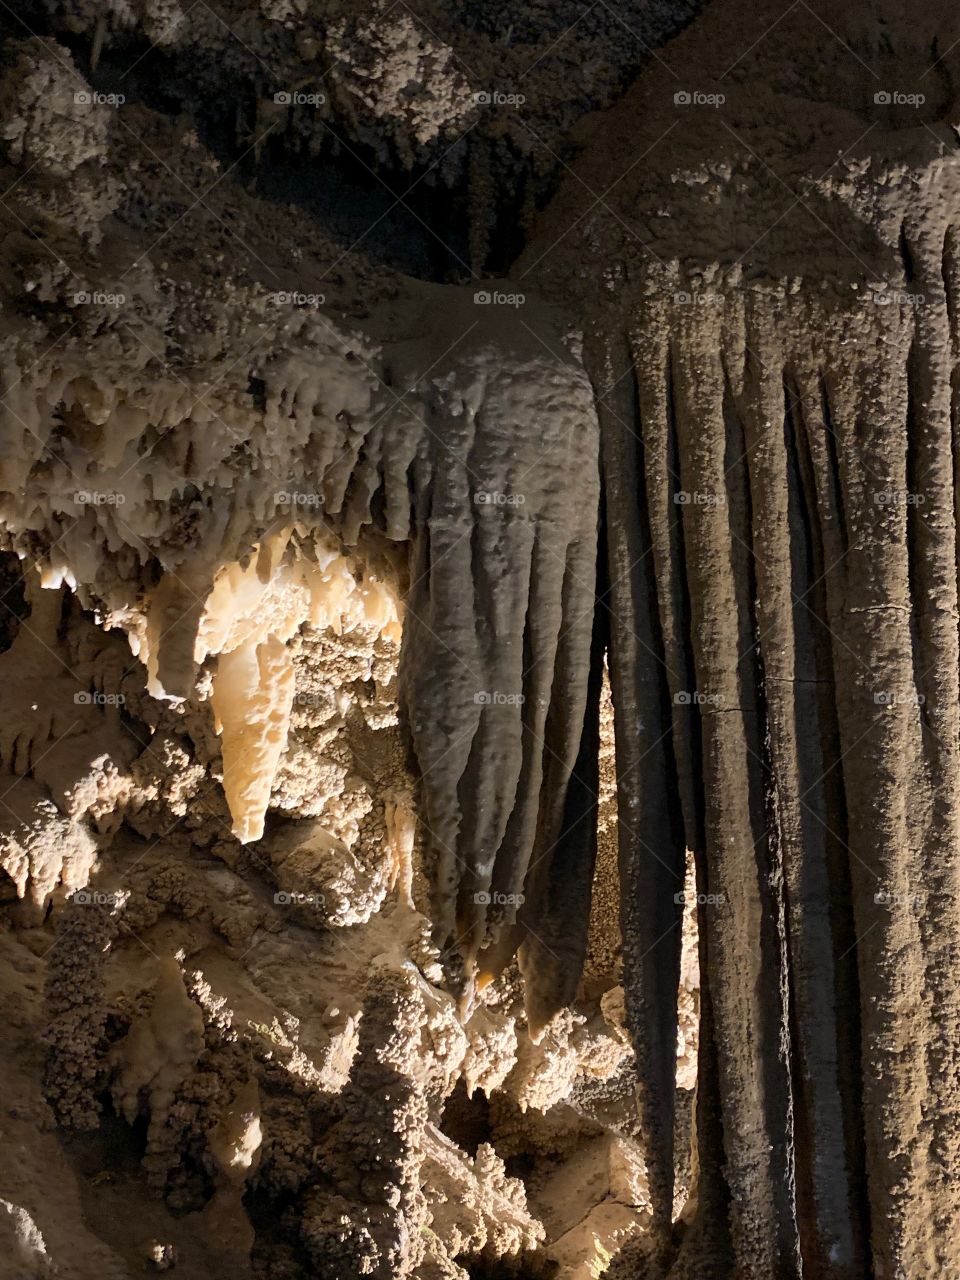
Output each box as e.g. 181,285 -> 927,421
0,0 -> 958,1275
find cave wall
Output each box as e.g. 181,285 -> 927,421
2,0 -> 960,1276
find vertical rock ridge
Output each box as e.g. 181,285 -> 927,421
396,331 -> 601,1018
900,230 -> 960,1262
590,325 -> 685,1260
579,282 -> 960,1275
780,360 -> 866,1278
821,304 -> 930,1278
666,307 -> 792,1277
479,534 -> 567,978
517,569 -> 605,1031
631,318 -> 704,854
738,318 -> 804,1277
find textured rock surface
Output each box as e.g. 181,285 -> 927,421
1,0 -> 956,1276
525,2 -> 960,1273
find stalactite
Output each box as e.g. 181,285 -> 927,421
8,2 -> 960,1271
588,324 -> 685,1264
397,337 -> 601,1013
0,291 -> 602,1028
572,280 -> 960,1276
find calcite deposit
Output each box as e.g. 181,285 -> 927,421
0,0 -> 956,1277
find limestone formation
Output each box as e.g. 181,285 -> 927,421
0,0 -> 955,1277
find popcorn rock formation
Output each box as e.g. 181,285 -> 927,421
0,0 -> 957,1276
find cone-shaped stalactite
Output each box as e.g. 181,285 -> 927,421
387,302 -> 602,1023
587,327 -> 687,1263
